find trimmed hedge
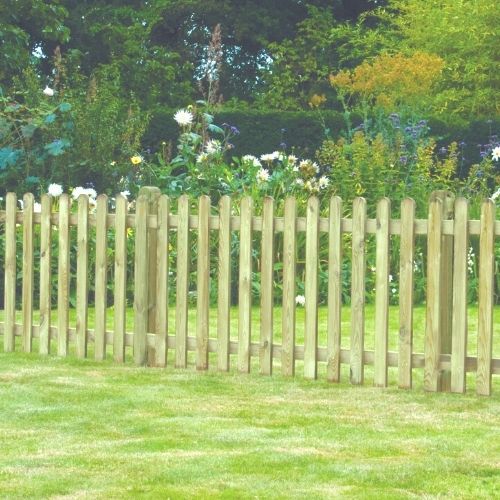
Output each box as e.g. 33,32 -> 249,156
143,108 -> 352,158
143,108 -> 498,171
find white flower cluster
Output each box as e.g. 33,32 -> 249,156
71,186 -> 98,205
260,151 -> 284,162
47,183 -> 63,197
295,295 -> 305,306
242,155 -> 262,168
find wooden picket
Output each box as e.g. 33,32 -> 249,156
76,195 -> 89,359
238,196 -> 253,373
374,198 -> 390,387
1,190 -> 499,396
304,196 -> 319,380
94,195 -> 108,361
351,197 -> 366,385
398,198 -> 415,389
3,192 -> 16,352
57,194 -> 70,356
22,192 -> 34,352
326,196 -> 342,382
113,195 -> 128,362
39,194 -> 52,355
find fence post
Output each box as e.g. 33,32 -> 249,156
138,186 -> 161,365
425,191 -> 454,392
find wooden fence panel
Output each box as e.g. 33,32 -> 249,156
3,193 -> 17,352
22,193 -> 34,352
57,194 -> 71,356
374,198 -> 390,387
281,197 -> 297,377
76,195 -> 89,359
113,195 -> 128,362
175,194 -> 190,368
350,197 -> 367,385
260,197 -> 274,375
134,195 -> 149,365
155,195 -> 170,367
196,195 -> 210,370
424,198 -> 443,392
477,200 -> 495,396
94,195 -> 108,361
398,198 -> 415,389
217,196 -> 231,371
451,198 -> 469,393
304,196 -> 319,380
39,194 -> 52,355
238,196 -> 253,373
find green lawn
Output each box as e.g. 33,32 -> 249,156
1,306 -> 499,498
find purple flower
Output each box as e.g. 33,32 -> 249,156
230,126 -> 240,135
399,156 -> 408,165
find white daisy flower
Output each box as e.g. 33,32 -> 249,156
256,168 -> 270,184
492,146 -> 500,161
43,86 -> 54,97
173,109 -> 194,126
318,176 -> 329,189
205,139 -> 221,155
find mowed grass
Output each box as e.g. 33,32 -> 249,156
0,305 -> 499,498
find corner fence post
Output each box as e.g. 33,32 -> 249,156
425,190 -> 455,392
138,186 -> 161,366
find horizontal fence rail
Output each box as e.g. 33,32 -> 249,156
0,189 -> 498,395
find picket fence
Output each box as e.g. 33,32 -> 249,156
0,188 -> 498,395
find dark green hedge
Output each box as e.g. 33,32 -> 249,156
143,108 -> 498,171
143,109 -> 352,158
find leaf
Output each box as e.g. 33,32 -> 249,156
59,102 -> 72,112
44,138 -> 70,156
0,147 -> 22,169
20,124 -> 37,139
44,113 -> 57,124
25,175 -> 40,185
208,124 -> 224,135
203,113 -> 214,124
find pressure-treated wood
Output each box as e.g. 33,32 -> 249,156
94,195 -> 108,361
434,191 -> 455,392
217,196 -> 231,371
260,197 -> 274,375
398,198 -> 415,389
138,186 -> 161,364
134,195 -> 149,365
281,197 -> 297,376
3,193 -> 17,352
476,200 -> 495,396
113,195 -> 128,362
350,197 -> 366,385
22,193 -> 34,352
39,194 -> 52,355
374,198 -> 390,387
175,194 -> 190,368
76,195 -> 89,358
196,195 -> 210,370
451,198 -> 469,393
155,195 -> 170,367
57,194 -> 71,356
238,196 -> 253,373
304,196 -> 319,380
327,197 -> 342,382
424,198 -> 443,392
